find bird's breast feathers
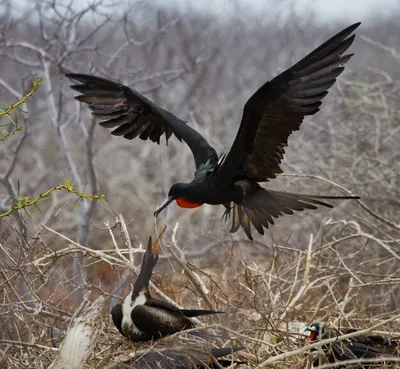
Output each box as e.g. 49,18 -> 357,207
121,290 -> 146,334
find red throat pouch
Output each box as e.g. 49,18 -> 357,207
308,331 -> 317,342
176,198 -> 203,209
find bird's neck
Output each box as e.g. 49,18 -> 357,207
173,181 -> 205,208
130,288 -> 148,307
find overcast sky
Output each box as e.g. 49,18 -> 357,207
9,0 -> 400,25
11,0 -> 400,25
152,0 -> 399,25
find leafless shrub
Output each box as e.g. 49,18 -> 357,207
0,0 -> 399,368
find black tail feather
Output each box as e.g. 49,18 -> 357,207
229,188 -> 359,240
210,346 -> 246,367
181,309 -> 225,318
210,346 -> 245,359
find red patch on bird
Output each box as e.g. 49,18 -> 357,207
308,331 -> 317,342
176,197 -> 203,209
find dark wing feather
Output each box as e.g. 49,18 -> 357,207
126,346 -> 244,369
110,304 -> 123,335
333,329 -> 399,354
321,329 -> 399,364
66,73 -> 217,168
146,299 -> 223,318
216,22 -> 361,183
229,186 -> 340,240
330,340 -> 389,362
131,303 -> 192,338
180,308 -> 224,317
145,297 -> 185,313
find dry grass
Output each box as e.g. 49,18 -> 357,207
1,212 -> 400,368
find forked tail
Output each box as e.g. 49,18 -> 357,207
229,188 -> 359,240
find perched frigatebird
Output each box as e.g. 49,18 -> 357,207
66,22 -> 361,240
120,345 -> 245,369
111,227 -> 222,342
305,322 -> 399,368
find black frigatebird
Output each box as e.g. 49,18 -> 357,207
305,322 -> 399,367
66,22 -> 361,240
121,346 -> 245,369
111,227 -> 222,342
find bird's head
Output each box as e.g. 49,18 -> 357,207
154,183 -> 204,217
304,322 -> 325,342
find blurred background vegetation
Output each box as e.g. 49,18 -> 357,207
0,0 -> 399,367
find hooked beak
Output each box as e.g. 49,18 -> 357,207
154,196 -> 175,217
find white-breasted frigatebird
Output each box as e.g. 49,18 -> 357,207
305,322 -> 400,367
111,227 -> 222,342
66,22 -> 361,240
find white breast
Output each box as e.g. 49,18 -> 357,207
121,289 -> 146,335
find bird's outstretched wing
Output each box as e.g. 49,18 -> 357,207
216,22 -> 361,183
66,73 -> 217,168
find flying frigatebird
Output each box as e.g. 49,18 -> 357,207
111,227 -> 222,342
66,22 -> 361,240
305,322 -> 399,368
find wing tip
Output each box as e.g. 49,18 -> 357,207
337,21 -> 362,40
65,73 -> 89,83
348,21 -> 362,31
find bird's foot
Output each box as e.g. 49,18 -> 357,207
221,205 -> 232,222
